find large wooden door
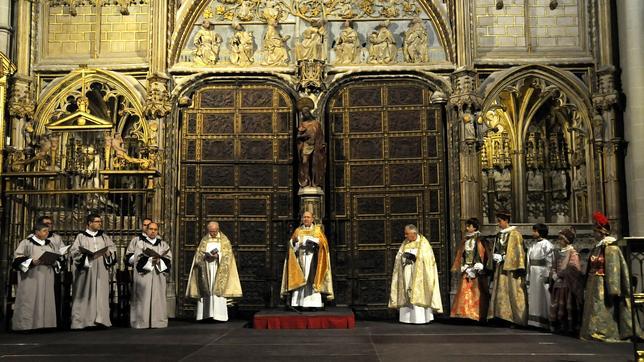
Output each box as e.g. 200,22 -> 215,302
177,83 -> 295,316
327,80 -> 449,317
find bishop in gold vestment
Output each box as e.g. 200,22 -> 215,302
487,211 -> 527,326
281,211 -> 334,307
186,221 -> 242,321
389,225 -> 443,324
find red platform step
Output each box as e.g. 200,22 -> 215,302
253,307 -> 355,329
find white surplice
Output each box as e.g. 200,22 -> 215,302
399,247 -> 434,324
196,241 -> 228,321
527,238 -> 553,328
290,228 -> 323,308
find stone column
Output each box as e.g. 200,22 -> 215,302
617,0 -> 644,236
592,66 -> 623,236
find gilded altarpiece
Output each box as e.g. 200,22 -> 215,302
177,83 -> 295,316
479,74 -> 594,225
327,79 -> 448,315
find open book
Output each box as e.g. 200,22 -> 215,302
143,248 -> 169,259
79,246 -> 109,259
33,248 -> 66,265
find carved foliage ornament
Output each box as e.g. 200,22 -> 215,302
48,0 -> 149,16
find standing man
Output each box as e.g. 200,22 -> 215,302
281,211 -> 334,309
389,224 -> 443,324
186,221 -> 242,321
11,223 -> 60,331
70,213 -> 117,329
527,223 -> 554,329
37,216 -> 71,329
487,210 -> 527,326
127,222 -> 172,328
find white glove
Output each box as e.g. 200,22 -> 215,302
460,265 -> 468,273
493,253 -> 503,263
473,262 -> 484,271
466,268 -> 476,279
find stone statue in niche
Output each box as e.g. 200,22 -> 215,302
193,20 -> 222,66
573,165 -> 588,222
368,20 -> 397,64
402,16 -> 429,63
229,21 -> 255,66
551,169 -> 568,200
261,18 -> 290,66
296,97 -> 326,188
295,19 -> 326,61
527,169 -> 544,192
334,20 -> 360,65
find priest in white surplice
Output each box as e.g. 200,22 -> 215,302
126,222 -> 172,328
389,224 -> 443,324
11,223 -> 61,331
186,221 -> 242,321
70,213 -> 117,329
281,211 -> 334,308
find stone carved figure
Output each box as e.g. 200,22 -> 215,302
527,170 -> 544,192
403,16 -> 429,63
229,22 -> 255,66
368,20 -> 397,64
295,19 -> 326,61
296,97 -> 326,188
261,18 -> 290,66
334,20 -> 360,65
193,20 -> 223,66
106,132 -> 154,170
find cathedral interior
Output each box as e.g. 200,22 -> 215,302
0,0 -> 642,323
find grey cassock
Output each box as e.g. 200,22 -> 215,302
11,237 -> 59,331
126,235 -> 172,328
70,230 -> 116,329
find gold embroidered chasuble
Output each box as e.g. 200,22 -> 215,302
487,226 -> 527,325
580,237 -> 642,341
186,232 -> 242,299
280,224 -> 334,299
389,234 -> 443,312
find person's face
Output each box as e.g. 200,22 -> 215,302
593,229 -> 604,241
146,223 -> 158,239
497,218 -> 509,229
34,227 -> 49,240
465,224 -> 476,234
142,219 -> 152,232
302,212 -> 313,227
88,217 -> 102,231
532,229 -> 540,239
557,235 -> 569,247
404,228 -> 417,241
208,224 -> 219,237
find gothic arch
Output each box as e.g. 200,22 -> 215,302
477,65 -> 597,224
33,67 -> 148,136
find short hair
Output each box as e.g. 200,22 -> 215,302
86,213 -> 101,225
207,221 -> 219,229
142,217 -> 153,224
495,210 -> 511,222
465,218 -> 480,230
36,215 -> 52,224
33,222 -> 49,233
532,223 -> 549,238
404,224 -> 418,233
302,211 -> 314,218
147,222 -> 159,229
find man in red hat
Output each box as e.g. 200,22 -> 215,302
580,211 -> 641,341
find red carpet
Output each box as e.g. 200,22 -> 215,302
253,307 -> 355,329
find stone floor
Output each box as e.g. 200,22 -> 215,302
0,319 -> 635,361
